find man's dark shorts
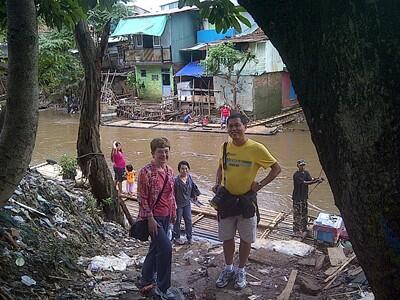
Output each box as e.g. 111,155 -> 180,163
113,166 -> 125,183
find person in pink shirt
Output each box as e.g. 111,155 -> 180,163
137,137 -> 177,300
110,141 -> 126,195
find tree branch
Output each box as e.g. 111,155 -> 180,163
98,19 -> 111,61
236,52 -> 253,76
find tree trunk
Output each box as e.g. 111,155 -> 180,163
232,79 -> 237,107
233,52 -> 253,109
239,1 -> 400,298
0,0 -> 38,206
74,20 -> 123,224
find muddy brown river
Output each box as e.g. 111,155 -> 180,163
33,110 -> 337,214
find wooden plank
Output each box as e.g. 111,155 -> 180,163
247,108 -> 302,128
192,213 -> 205,225
277,269 -> 298,300
324,266 -> 339,276
315,255 -> 326,271
119,196 -> 134,226
327,247 -> 347,266
324,254 -> 356,283
8,199 -> 47,218
298,257 -> 316,266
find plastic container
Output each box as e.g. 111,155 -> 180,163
313,213 -> 344,244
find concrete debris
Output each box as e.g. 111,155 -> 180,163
253,239 -> 315,257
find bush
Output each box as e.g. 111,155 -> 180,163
102,197 -> 113,206
59,154 -> 77,180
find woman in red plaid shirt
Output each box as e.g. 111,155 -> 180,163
137,137 -> 177,300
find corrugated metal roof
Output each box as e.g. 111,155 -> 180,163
221,28 -> 268,43
180,43 -> 208,51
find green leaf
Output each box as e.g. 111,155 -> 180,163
230,15 -> 242,33
236,13 -> 252,28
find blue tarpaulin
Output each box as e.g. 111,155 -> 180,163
175,62 -> 204,77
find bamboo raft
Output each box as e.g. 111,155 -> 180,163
122,193 -> 315,243
102,119 -> 278,136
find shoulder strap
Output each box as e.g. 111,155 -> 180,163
151,169 -> 169,211
222,142 -> 228,186
222,142 -> 228,170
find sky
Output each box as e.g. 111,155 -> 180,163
132,0 -> 240,12
134,0 -> 172,12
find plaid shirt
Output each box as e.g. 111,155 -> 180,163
137,162 -> 176,220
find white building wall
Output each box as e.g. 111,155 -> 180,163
264,40 -> 285,72
213,75 -> 254,111
235,40 -> 286,75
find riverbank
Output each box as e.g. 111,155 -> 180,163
0,171 -> 371,299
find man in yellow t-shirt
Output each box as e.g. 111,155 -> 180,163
212,113 -> 281,290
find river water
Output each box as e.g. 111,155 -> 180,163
33,110 -> 337,214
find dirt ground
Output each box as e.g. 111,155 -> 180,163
0,171 -> 371,300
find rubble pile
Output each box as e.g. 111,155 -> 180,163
0,171 -> 149,299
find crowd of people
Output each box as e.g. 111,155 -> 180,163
109,112 -> 322,300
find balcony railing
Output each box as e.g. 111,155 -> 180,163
103,46 -> 172,69
125,47 -> 172,63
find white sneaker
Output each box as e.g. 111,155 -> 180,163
234,270 -> 247,290
216,268 -> 235,288
155,287 -> 176,300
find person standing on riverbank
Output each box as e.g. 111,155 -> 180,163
137,137 -> 176,300
111,141 -> 126,195
125,164 -> 136,195
292,159 -> 323,236
212,113 -> 281,290
173,160 -> 200,245
219,104 -> 231,129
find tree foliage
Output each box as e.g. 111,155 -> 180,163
37,1 -> 128,96
203,42 -> 254,106
88,2 -> 133,35
38,30 -> 83,96
0,0 -> 120,30
179,0 -> 250,33
0,0 -> 119,206
204,42 -> 253,75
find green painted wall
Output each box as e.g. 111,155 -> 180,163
135,65 -> 175,101
135,65 -> 162,100
254,72 -> 282,119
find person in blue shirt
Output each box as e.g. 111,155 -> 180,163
183,111 -> 193,124
172,161 -> 200,245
